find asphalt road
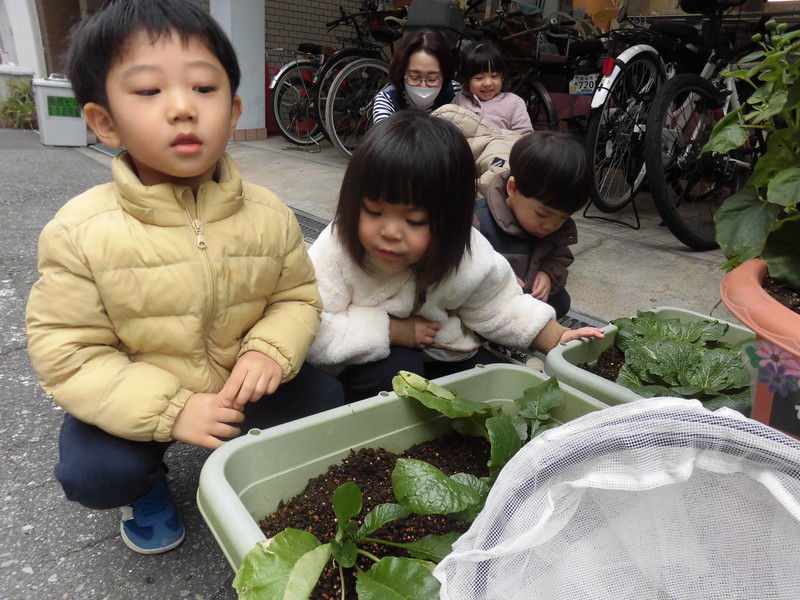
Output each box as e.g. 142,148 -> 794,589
0,129 -> 238,600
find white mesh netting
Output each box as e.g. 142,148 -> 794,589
435,397 -> 800,600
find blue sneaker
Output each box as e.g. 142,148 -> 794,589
119,478 -> 185,554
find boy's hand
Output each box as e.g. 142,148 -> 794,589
531,272 -> 552,302
220,351 -> 283,411
412,316 -> 440,349
171,393 -> 244,450
558,327 -> 605,345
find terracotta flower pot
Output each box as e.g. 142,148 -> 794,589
720,258 -> 800,439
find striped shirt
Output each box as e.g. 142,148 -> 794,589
372,80 -> 461,124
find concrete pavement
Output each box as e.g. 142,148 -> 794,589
0,127 -> 738,600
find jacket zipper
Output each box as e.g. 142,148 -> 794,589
182,191 -> 217,359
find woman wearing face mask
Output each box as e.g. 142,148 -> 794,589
372,29 -> 460,124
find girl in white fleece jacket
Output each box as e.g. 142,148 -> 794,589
307,111 -> 603,400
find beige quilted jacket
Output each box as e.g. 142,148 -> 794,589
432,104 -> 523,198
26,152 -> 321,442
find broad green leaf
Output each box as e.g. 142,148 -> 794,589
516,378 -> 563,423
233,531 -> 330,600
331,538 -> 358,568
702,106 -> 747,154
355,557 -> 440,600
714,186 -> 780,259
767,166 -> 800,208
704,390 -> 753,415
449,473 -> 490,521
392,372 -> 491,418
333,481 -> 362,526
357,503 -> 411,539
681,348 -> 750,396
486,415 -> 526,477
392,458 -> 479,515
762,217 -> 800,289
402,532 -> 462,562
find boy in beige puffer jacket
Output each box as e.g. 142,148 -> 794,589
24,0 -> 344,555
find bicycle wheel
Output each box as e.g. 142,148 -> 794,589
585,54 -> 662,212
325,57 -> 390,159
645,73 -> 750,251
270,60 -> 324,146
313,49 -> 379,141
512,76 -> 559,130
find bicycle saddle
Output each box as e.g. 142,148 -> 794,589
649,21 -> 702,44
297,43 -> 323,55
371,26 -> 403,45
566,38 -> 605,58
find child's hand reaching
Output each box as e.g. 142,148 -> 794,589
531,272 -> 552,302
390,316 -> 440,349
219,351 -> 284,410
558,326 -> 605,345
171,393 -> 244,449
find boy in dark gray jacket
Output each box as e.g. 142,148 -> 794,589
474,131 -> 593,319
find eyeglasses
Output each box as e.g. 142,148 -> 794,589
404,75 -> 443,87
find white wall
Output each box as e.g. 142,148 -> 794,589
211,0 -> 265,130
0,0 -> 46,77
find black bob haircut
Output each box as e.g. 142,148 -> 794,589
334,110 -> 477,291
457,42 -> 508,90
65,0 -> 240,108
509,130 -> 593,214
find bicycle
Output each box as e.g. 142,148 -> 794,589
585,4 -> 710,213
643,0 -> 766,250
503,15 -> 606,132
268,5 -> 403,148
268,44 -> 327,147
312,6 -> 404,142
324,56 -> 391,158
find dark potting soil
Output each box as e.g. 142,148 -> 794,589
578,344 -> 625,382
579,276 -> 800,384
258,433 -> 490,600
764,277 -> 800,315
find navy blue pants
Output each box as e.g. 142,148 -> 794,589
549,288 -> 571,320
339,345 -> 505,402
54,364 -> 345,509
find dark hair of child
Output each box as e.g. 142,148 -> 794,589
509,130 -> 593,214
457,42 -> 507,91
334,111 -> 476,291
65,0 -> 241,109
387,29 -> 456,92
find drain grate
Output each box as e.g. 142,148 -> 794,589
559,310 -> 608,330
292,208 -> 330,244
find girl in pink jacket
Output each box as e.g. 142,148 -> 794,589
452,42 -> 534,134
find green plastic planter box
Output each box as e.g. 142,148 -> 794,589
543,306 -> 755,405
197,363 -> 608,571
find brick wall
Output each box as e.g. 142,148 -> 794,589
265,0 -> 367,69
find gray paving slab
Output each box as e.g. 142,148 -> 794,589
0,127 -> 743,600
0,129 -> 236,600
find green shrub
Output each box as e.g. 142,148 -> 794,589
0,79 -> 38,129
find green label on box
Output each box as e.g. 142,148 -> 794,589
47,95 -> 81,118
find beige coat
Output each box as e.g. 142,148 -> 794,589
26,152 -> 321,442
432,104 -> 524,198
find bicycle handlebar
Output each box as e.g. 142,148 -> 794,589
502,17 -> 577,42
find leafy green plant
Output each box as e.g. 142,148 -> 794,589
611,311 -> 751,413
704,20 -> 800,290
0,79 -> 38,129
232,371 -> 564,600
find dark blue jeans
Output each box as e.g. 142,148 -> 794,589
54,364 -> 345,509
338,345 -> 505,402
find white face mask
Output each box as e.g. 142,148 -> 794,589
404,84 -> 439,110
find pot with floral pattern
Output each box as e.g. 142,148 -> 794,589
720,258 -> 800,439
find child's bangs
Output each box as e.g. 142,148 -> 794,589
360,143 -> 444,211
